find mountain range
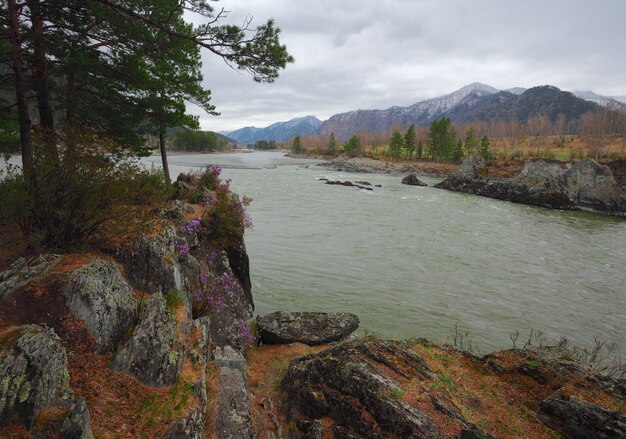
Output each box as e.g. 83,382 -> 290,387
225,83 -> 626,144
227,115 -> 322,144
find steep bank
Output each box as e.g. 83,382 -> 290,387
435,156 -> 626,217
0,176 -> 255,437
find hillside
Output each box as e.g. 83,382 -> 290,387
227,116 -> 322,144
319,84 -> 602,140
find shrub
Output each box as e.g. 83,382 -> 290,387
180,165 -> 253,247
0,129 -> 170,249
191,270 -> 238,318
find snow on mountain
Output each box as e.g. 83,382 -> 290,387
574,91 -> 626,111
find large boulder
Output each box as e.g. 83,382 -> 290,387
281,339 -> 444,438
112,293 -> 182,386
537,391 -> 626,438
0,325 -> 69,429
64,258 -> 137,353
257,311 -> 359,346
401,174 -> 428,186
0,254 -> 62,299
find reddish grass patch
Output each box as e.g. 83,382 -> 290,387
247,343 -> 328,436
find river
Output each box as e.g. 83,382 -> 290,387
144,151 -> 626,353
6,152 -> 626,352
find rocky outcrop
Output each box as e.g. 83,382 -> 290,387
0,254 -> 62,299
401,174 -> 428,186
282,339 -> 444,438
435,157 -> 626,216
64,258 -> 137,353
118,222 -> 185,295
112,293 -> 182,386
213,345 -> 252,438
538,391 -> 626,438
257,311 -> 359,346
0,325 -> 69,428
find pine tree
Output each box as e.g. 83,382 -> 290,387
427,118 -> 456,160
403,124 -> 416,159
479,135 -> 492,160
464,128 -> 478,156
388,130 -> 403,159
344,135 -> 360,157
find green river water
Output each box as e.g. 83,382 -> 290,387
143,151 -> 626,353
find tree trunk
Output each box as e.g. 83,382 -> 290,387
159,123 -> 171,183
8,0 -> 34,181
66,69 -> 77,125
29,0 -> 55,131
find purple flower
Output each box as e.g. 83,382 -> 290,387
239,319 -> 254,348
183,218 -> 201,234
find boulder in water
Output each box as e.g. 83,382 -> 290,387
401,174 -> 428,186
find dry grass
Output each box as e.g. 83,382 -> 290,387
204,362 -> 221,439
247,343 -> 328,436
405,343 -> 625,439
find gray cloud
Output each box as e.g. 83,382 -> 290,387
188,0 -> 626,131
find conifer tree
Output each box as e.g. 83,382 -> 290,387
403,124 -> 416,159
388,130 -> 403,159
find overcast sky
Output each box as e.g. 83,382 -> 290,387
188,0 -> 626,132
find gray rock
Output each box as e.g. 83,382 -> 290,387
537,391 -> 626,439
257,311 -> 359,346
213,345 -> 252,439
0,254 -> 62,299
159,200 -> 196,220
163,412 -> 204,439
112,293 -> 182,386
436,158 -> 626,216
456,154 -> 487,179
213,345 -> 247,376
401,174 -> 428,186
281,339 -> 443,438
64,258 -> 137,353
59,395 -> 93,439
206,249 -> 254,350
118,222 -> 185,294
0,325 -> 70,429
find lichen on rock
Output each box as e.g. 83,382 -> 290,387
0,254 -> 62,299
112,293 -> 182,386
64,258 -> 137,353
0,325 -> 69,429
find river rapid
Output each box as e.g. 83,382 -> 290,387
141,151 -> 626,353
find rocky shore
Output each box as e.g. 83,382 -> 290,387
2,172 -> 625,438
317,155 -> 457,176
435,156 -> 626,217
